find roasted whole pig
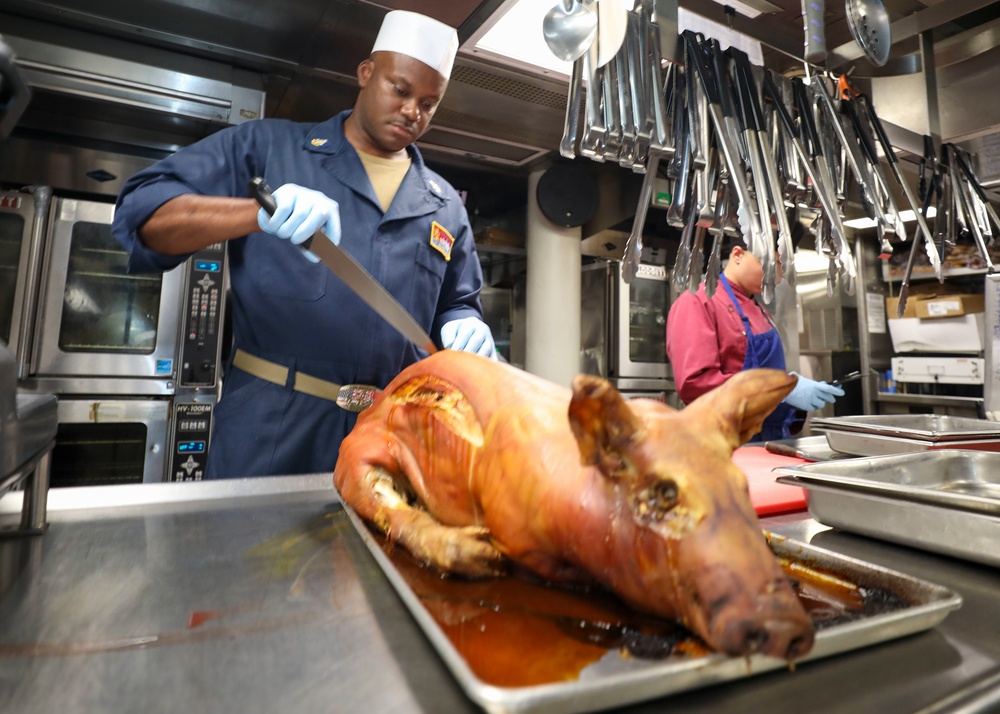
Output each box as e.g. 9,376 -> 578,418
334,351 -> 814,660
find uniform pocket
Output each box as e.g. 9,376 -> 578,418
407,242 -> 447,326
414,241 -> 448,281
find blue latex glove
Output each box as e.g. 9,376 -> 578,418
441,317 -> 497,360
783,372 -> 845,412
257,183 -> 340,263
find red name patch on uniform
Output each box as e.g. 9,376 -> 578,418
429,222 -> 454,261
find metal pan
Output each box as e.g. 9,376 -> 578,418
777,472 -> 1000,567
342,504 -> 961,714
774,449 -> 1000,516
810,414 -> 1000,442
765,436 -> 846,461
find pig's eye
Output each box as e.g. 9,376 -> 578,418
635,478 -> 679,520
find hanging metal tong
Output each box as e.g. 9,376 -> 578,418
681,31 -> 765,262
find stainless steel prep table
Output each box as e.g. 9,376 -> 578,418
1,473 -> 999,713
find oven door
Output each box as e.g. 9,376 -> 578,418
50,398 -> 170,486
0,189 -> 47,378
33,197 -> 184,380
612,263 -> 672,380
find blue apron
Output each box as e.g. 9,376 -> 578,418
720,276 -> 797,441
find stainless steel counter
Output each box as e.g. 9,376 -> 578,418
1,475 -> 999,713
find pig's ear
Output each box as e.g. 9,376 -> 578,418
568,375 -> 645,478
688,369 -> 797,445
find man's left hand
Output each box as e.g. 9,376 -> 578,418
441,317 -> 497,360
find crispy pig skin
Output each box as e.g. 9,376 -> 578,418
333,351 -> 814,660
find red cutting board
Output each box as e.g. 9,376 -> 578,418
731,446 -> 808,516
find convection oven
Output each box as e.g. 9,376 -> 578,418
31,196 -> 186,385
12,193 -> 228,483
50,398 -> 170,487
581,260 -> 674,397
0,187 -> 49,378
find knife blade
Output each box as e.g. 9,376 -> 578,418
250,177 -> 438,354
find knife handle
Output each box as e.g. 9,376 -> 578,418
248,176 -> 315,251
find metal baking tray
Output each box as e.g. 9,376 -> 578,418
342,505 -> 961,714
765,436 -> 848,462
773,450 -> 1000,516
810,415 -> 1000,440
810,415 -> 1000,457
818,429 -> 1000,457
776,474 -> 1000,568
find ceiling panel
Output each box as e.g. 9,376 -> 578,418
3,0 -> 1000,177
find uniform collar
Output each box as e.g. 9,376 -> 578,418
304,110 -> 447,215
728,280 -> 753,299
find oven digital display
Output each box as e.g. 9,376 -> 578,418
195,260 -> 221,272
176,440 -> 206,453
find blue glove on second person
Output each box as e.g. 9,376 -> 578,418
783,372 -> 845,412
441,317 -> 497,360
257,183 -> 341,263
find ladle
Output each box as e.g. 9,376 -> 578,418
542,0 -> 598,63
846,0 -> 891,67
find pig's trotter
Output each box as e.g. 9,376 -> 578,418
398,521 -> 507,578
365,468 -> 506,578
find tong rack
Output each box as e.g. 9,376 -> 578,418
557,2 -> 1000,319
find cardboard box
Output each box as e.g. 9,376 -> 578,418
886,296 -> 921,319
914,294 -> 985,319
887,313 -> 985,353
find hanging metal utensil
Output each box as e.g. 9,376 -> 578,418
810,76 -> 882,234
597,0 -> 629,68
733,50 -> 796,297
845,0 -> 892,67
704,177 -> 734,298
792,77 -> 856,291
839,92 -> 906,241
896,138 -> 942,318
621,152 -> 662,283
802,0 -> 827,63
670,204 -> 697,295
954,147 -> 1000,239
861,93 -> 943,280
542,0 -> 598,63
578,33 -> 607,162
558,57 -> 586,159
687,225 -> 709,294
729,48 -> 776,302
681,31 -> 762,261
951,157 -> 995,272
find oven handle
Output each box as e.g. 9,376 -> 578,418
18,186 -> 52,380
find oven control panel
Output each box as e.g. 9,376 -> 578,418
170,402 -> 213,481
180,243 -> 227,387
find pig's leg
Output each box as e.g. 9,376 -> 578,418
335,443 -> 506,578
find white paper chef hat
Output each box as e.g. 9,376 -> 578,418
371,10 -> 459,80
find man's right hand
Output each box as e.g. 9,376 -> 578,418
257,183 -> 340,262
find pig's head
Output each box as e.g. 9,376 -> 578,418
568,368 -> 814,661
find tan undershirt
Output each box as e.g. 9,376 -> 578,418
357,151 -> 411,212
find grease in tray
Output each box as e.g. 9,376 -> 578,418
379,530 -> 912,688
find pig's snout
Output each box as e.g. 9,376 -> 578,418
693,566 -> 815,661
715,607 -> 815,660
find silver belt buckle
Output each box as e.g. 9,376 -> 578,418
336,384 -> 381,412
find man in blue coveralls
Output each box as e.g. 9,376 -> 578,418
112,11 -> 496,479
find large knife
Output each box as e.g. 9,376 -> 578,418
250,177 -> 437,354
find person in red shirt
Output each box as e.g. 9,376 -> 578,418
666,237 -> 842,441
